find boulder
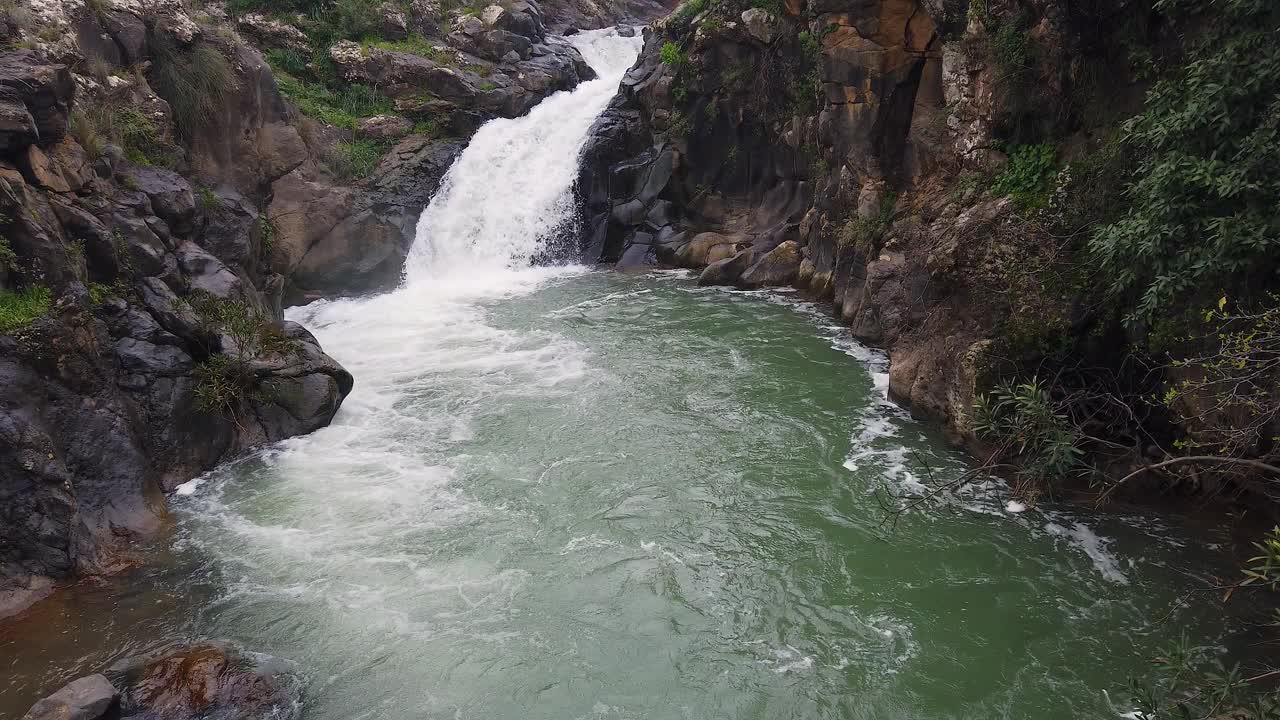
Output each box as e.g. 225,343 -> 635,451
22,136 -> 92,192
740,8 -> 777,43
358,114 -> 414,140
22,674 -> 118,720
127,167 -> 196,236
738,239 -> 800,288
236,13 -> 311,52
112,642 -> 302,720
697,248 -> 753,286
0,51 -> 74,148
675,231 -> 734,267
408,0 -> 444,35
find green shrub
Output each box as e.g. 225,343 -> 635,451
333,0 -> 382,39
837,192 -> 896,255
185,291 -> 296,416
196,186 -> 222,211
367,35 -> 448,62
327,138 -> 389,179
973,376 -> 1084,492
0,232 -> 16,271
274,72 -> 392,128
265,48 -> 309,77
256,213 -> 276,256
990,21 -> 1032,80
990,143 -> 1055,209
1090,0 -> 1280,325
659,41 -> 686,67
0,286 -> 51,333
149,39 -> 237,139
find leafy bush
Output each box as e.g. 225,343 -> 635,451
1090,0 -> 1280,324
196,186 -> 222,211
0,234 -> 14,271
659,41 -> 686,67
837,193 -> 896,255
327,138 -> 389,179
990,143 -> 1055,209
990,20 -> 1032,80
0,286 -> 51,333
367,35 -> 449,62
332,0 -> 382,39
265,48 -> 310,77
149,39 -> 237,140
185,291 -> 296,416
1159,295 -> 1280,463
973,376 -> 1084,492
273,71 -> 392,128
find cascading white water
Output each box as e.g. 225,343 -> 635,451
404,29 -> 645,288
179,28 -> 644,546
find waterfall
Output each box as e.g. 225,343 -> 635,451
402,29 -> 644,289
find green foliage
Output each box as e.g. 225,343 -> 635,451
837,193 -> 896,256
149,39 -> 237,140
185,291 -> 296,416
659,41 -> 686,67
991,143 -> 1056,209
479,81 -> 496,92
667,111 -> 692,138
1244,527 -> 1280,591
196,186 -> 222,212
0,286 -> 51,333
273,71 -> 392,128
747,0 -> 781,14
256,213 -> 276,256
1089,0 -> 1280,325
990,20 -> 1032,80
0,234 -> 14,271
265,48 -> 310,77
973,376 -> 1084,489
367,35 -> 449,62
1160,295 -> 1280,462
1122,634 -> 1280,720
332,0 -> 383,39
327,138 -> 390,179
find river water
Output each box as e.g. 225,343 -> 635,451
0,28 -> 1249,720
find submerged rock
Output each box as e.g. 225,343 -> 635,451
21,674 -> 118,720
112,642 -> 302,720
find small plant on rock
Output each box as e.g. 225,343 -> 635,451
0,286 -> 51,334
990,143 -> 1055,210
659,41 -> 686,67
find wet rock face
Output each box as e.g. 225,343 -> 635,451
0,35 -> 353,617
573,0 -> 1022,440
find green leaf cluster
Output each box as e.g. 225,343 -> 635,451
0,286 -> 51,333
990,143 -> 1056,209
1090,0 -> 1280,324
